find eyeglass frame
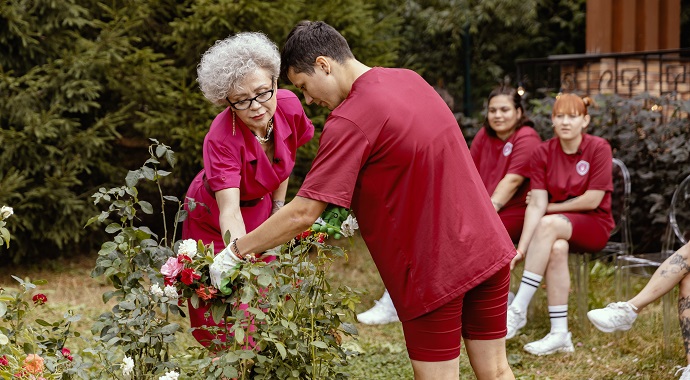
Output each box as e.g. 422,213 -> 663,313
226,83 -> 276,110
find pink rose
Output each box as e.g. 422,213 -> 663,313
160,257 -> 184,278
23,354 -> 44,374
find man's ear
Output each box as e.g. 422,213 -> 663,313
315,56 -> 331,75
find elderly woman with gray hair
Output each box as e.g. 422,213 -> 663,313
182,31 -> 314,347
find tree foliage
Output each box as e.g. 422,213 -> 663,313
0,0 -> 687,262
0,0 -> 400,263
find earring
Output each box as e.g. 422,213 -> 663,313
232,111 -> 236,135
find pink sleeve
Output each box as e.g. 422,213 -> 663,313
203,135 -> 242,191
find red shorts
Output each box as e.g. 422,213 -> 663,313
401,264 -> 510,362
559,213 -> 612,252
498,207 -> 526,244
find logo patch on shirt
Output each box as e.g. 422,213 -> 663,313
576,160 -> 590,176
502,142 -> 513,157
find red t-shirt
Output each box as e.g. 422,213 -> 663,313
470,126 -> 541,212
297,68 -> 515,321
530,134 -> 615,227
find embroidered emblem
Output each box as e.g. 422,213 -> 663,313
502,142 -> 513,157
576,160 -> 590,176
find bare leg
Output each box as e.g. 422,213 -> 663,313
545,239 -> 571,306
464,338 -> 515,380
629,243 -> 690,312
523,215 -> 574,276
410,357 -> 459,380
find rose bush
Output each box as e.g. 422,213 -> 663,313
82,140 -> 363,379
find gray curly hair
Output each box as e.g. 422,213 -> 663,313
197,32 -> 280,106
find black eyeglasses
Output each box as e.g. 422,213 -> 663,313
226,86 -> 275,110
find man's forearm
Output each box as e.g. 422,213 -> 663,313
234,196 -> 328,257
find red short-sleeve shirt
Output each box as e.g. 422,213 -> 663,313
530,134 -> 615,225
297,68 -> 515,321
470,126 -> 541,211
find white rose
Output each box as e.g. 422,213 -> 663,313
164,285 -> 179,300
150,283 -> 164,297
340,214 -> 359,237
0,333 -> 8,345
178,239 -> 197,259
0,206 -> 13,220
122,356 -> 134,376
159,370 -> 180,380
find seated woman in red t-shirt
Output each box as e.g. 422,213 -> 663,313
506,93 -> 615,356
470,85 -> 541,242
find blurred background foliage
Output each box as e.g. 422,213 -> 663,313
0,0 -> 688,262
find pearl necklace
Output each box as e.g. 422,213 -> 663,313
254,118 -> 274,144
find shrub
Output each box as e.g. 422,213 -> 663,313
85,140 -> 361,379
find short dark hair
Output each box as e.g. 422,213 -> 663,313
482,85 -> 534,138
280,20 -> 355,80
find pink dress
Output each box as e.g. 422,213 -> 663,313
182,89 -> 314,346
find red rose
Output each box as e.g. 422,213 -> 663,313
164,277 -> 176,286
32,293 -> 47,305
0,355 -> 8,366
180,268 -> 200,285
177,255 -> 192,264
61,348 -> 73,361
195,285 -> 218,301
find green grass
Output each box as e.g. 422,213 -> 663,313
1,235 -> 685,379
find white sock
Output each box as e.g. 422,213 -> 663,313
512,271 -> 543,312
548,304 -> 569,333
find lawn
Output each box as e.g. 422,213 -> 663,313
0,234 -> 684,379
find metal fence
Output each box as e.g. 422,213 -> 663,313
516,48 -> 690,99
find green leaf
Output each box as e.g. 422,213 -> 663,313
257,274 -> 273,287
275,342 -> 287,359
105,223 -> 122,233
311,340 -> 328,349
139,201 -> 153,214
125,170 -> 143,187
155,145 -> 167,158
210,303 -> 227,324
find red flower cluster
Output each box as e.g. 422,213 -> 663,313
32,293 -> 47,305
295,230 -> 326,243
180,268 -> 201,285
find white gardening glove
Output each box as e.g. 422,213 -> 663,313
209,246 -> 242,289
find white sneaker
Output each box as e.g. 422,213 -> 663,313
506,304 -> 527,339
357,290 -> 399,325
587,302 -> 638,333
676,366 -> 690,380
523,331 -> 575,356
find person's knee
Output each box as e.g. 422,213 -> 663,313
534,215 -> 564,239
549,239 -> 569,261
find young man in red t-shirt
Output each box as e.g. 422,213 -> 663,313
230,21 -> 516,379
